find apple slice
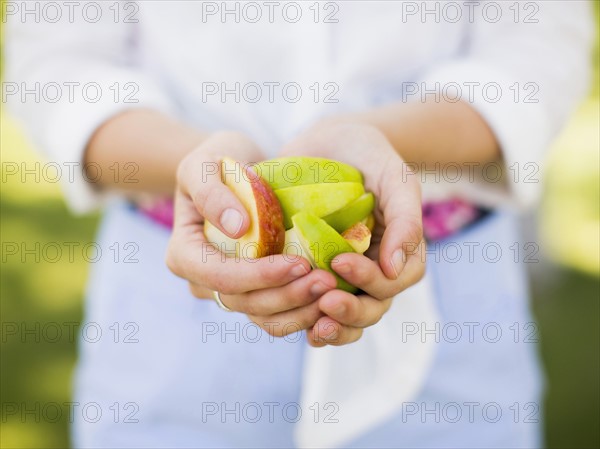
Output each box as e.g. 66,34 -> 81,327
254,157 -> 363,190
341,222 -> 372,254
282,228 -> 309,260
322,192 -> 375,232
290,212 -> 357,293
275,182 -> 365,229
204,223 -> 240,257
204,157 -> 285,258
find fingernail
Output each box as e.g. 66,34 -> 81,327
391,249 -> 404,278
220,208 -> 244,236
291,264 -> 309,278
324,329 -> 338,341
310,281 -> 329,298
334,263 -> 351,275
317,322 -> 340,342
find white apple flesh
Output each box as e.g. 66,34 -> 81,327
341,222 -> 372,254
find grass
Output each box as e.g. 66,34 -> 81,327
532,269 -> 600,448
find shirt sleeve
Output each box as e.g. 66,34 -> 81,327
4,1 -> 176,213
421,0 -> 595,208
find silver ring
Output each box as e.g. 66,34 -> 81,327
212,290 -> 233,312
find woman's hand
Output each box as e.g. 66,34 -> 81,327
166,131 -> 338,337
281,122 -> 426,346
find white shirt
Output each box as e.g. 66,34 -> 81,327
5,2 -> 593,447
5,1 -> 593,211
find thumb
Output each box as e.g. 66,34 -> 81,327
177,155 -> 250,238
378,161 -> 424,280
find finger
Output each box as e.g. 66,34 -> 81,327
331,248 -> 425,299
188,282 -> 215,301
249,301 -> 323,338
222,269 -> 337,316
171,188 -> 204,231
167,189 -> 313,294
376,159 -> 423,280
200,254 -> 311,295
177,153 -> 250,238
306,330 -> 327,347
317,289 -> 393,327
308,317 -> 363,346
167,234 -> 311,294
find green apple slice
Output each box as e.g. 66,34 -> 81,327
322,192 -> 375,232
283,228 -> 309,260
290,212 -> 357,293
276,182 -> 365,229
254,157 -> 363,190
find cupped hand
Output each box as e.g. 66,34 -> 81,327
166,131 -> 337,337
281,122 -> 426,346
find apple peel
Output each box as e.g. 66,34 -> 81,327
204,157 -> 285,258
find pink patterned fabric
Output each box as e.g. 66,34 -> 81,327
138,197 -> 175,229
422,198 -> 483,241
139,197 -> 484,241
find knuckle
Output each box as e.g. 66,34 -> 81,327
282,284 -> 314,309
281,321 -> 303,336
352,328 -> 365,343
267,328 -> 282,338
367,310 -> 384,327
192,188 -> 211,213
403,162 -> 417,177
219,283 -> 238,296
260,321 -> 282,338
397,261 -> 426,293
247,318 -> 279,337
299,305 -> 323,330
294,290 -> 315,308
211,274 -> 237,295
403,219 -> 424,250
165,244 -> 185,278
336,328 -> 363,346
175,156 -> 191,185
187,283 -> 203,299
414,263 -> 426,283
352,261 -> 372,285
398,271 -> 417,292
342,298 -> 359,322
382,284 -> 401,299
242,298 -> 263,316
256,260 -> 278,283
366,281 -> 396,299
250,317 -> 274,336
165,248 -> 179,276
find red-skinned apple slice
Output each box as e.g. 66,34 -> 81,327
204,157 -> 285,258
341,222 -> 372,254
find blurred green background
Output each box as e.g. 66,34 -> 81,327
1,5 -> 599,449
